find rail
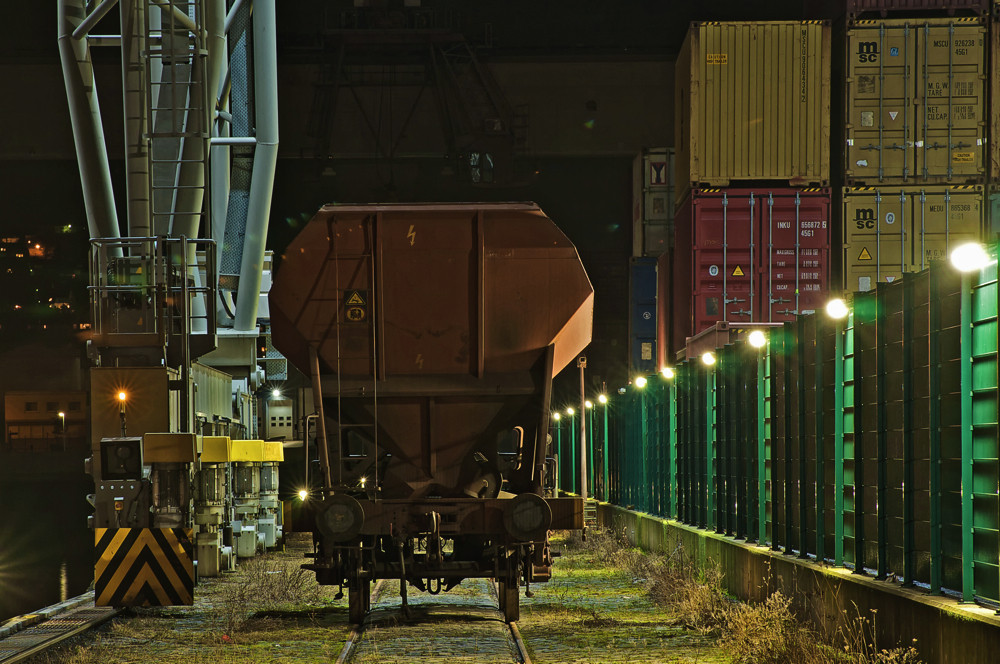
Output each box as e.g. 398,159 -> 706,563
334,577 -> 530,663
0,594 -> 119,664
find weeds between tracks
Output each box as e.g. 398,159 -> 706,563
566,528 -> 923,664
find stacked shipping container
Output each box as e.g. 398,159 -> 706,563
671,188 -> 832,351
644,7 -> 999,363
632,148 -> 675,258
666,21 -> 834,357
842,7 -> 994,292
628,257 -> 658,376
629,149 -> 675,374
674,22 -> 831,197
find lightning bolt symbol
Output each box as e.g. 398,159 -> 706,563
407,224 -> 416,246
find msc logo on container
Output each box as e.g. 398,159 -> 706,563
857,41 -> 879,63
855,208 -> 876,229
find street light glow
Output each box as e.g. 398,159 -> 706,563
585,400 -> 593,409
661,366 -> 675,379
747,330 -> 767,349
298,489 -> 308,501
272,388 -> 282,398
552,412 -> 561,421
701,352 -> 716,366
598,394 -> 608,404
825,298 -> 850,320
634,376 -> 647,388
566,407 -> 575,416
117,391 -> 127,402
950,242 -> 990,273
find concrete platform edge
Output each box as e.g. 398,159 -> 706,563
598,503 -> 1000,664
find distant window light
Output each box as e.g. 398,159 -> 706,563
25,402 -> 38,412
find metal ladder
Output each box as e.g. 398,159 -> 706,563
330,221 -> 381,492
143,0 -> 210,236
584,499 -> 599,529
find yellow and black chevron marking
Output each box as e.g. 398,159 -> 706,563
95,528 -> 194,607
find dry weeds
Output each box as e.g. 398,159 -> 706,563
213,552 -> 323,634
571,527 -> 925,664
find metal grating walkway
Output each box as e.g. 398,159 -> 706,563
0,606 -> 118,663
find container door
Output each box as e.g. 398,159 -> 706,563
633,148 -> 675,258
913,20 -> 987,183
908,186 -> 984,270
843,188 -> 907,292
691,191 -> 756,334
643,149 -> 675,257
760,190 -> 831,321
629,257 -> 658,375
845,22 -> 915,182
845,18 -> 987,184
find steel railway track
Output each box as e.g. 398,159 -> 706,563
336,578 -> 531,664
0,601 -> 118,664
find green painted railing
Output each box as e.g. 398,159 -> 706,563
608,254 -> 1000,607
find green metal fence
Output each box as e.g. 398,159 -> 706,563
608,256 -> 1000,606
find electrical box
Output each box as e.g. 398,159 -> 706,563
100,437 -> 144,480
143,432 -> 197,463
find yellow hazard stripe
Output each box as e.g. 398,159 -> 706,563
95,528 -> 194,607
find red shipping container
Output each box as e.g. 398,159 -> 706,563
670,188 -> 832,356
656,248 -> 672,367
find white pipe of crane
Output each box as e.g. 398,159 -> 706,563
71,0 -> 119,40
207,0 -> 231,301
211,137 -> 258,145
224,0 -> 247,34
85,36 -> 122,46
234,0 -> 278,332
120,0 -> 151,237
58,0 -> 122,253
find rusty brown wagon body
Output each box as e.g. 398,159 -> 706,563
268,202 -> 593,622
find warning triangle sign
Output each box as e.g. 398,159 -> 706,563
346,291 -> 366,306
858,247 -> 873,261
886,276 -> 895,282
732,266 -> 744,277
889,111 -> 898,120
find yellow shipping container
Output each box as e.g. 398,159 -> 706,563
845,18 -> 988,184
842,185 -> 984,292
674,21 -> 831,198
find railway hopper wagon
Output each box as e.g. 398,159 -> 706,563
269,203 -> 593,622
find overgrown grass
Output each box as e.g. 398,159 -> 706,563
29,536 -> 342,663
213,551 -> 325,634
568,528 -> 925,664
724,594 -> 922,664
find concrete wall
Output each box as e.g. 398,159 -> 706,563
600,503 -> 1000,664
